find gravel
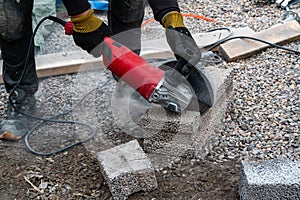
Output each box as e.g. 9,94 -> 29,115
1,0 -> 299,162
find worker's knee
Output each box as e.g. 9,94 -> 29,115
110,0 -> 146,24
148,0 -> 180,22
0,1 -> 33,41
1,33 -> 32,66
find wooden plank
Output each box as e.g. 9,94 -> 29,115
0,51 -> 103,84
0,27 -> 258,84
219,20 -> 300,62
210,27 -> 255,51
141,27 -> 255,51
35,51 -> 104,78
0,49 -> 174,84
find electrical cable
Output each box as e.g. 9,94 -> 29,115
9,16 -> 66,122
8,15 -> 109,156
206,35 -> 300,54
141,13 -> 217,27
24,79 -> 111,156
202,27 -> 300,63
202,27 -> 233,49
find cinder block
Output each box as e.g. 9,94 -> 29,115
97,140 -> 158,200
143,130 -> 194,157
239,159 -> 300,200
193,90 -> 229,158
140,107 -> 200,157
140,106 -> 201,135
141,66 -> 233,159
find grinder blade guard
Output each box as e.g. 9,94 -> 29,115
158,59 -> 216,114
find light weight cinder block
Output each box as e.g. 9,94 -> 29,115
141,66 -> 233,159
143,130 -> 194,157
97,140 -> 158,200
239,159 -> 300,200
140,107 -> 200,157
140,106 -> 201,134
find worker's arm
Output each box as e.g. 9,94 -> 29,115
61,0 -> 111,57
149,0 -> 201,65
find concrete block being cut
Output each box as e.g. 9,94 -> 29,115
140,106 -> 200,157
143,130 -> 194,157
142,66 -> 233,159
140,106 -> 201,134
97,140 -> 158,200
239,159 -> 300,200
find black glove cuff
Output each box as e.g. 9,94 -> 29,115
61,0 -> 91,16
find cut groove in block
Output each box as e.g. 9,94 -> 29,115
140,107 -> 201,135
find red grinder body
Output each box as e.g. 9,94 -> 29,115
101,37 -> 165,100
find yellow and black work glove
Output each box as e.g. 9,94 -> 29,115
162,11 -> 201,66
71,9 -> 111,57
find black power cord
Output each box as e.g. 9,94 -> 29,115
9,15 -> 111,156
24,84 -> 110,156
206,35 -> 300,54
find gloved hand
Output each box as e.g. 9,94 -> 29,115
162,11 -> 201,66
71,9 -> 111,57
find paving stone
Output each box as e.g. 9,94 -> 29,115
97,140 -> 158,200
239,159 -> 300,200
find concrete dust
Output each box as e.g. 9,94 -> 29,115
111,82 -> 152,138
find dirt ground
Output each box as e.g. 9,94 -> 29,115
0,139 -> 240,200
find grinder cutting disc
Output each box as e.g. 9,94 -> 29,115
158,60 -> 216,114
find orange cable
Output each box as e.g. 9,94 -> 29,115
142,13 -> 216,27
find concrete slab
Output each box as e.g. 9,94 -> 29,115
97,140 -> 158,200
141,27 -> 256,51
239,159 -> 300,200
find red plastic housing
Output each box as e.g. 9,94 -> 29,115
64,21 -> 73,35
102,37 -> 165,100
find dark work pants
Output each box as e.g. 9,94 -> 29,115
0,0 -> 180,94
108,0 -> 180,54
0,0 -> 38,95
